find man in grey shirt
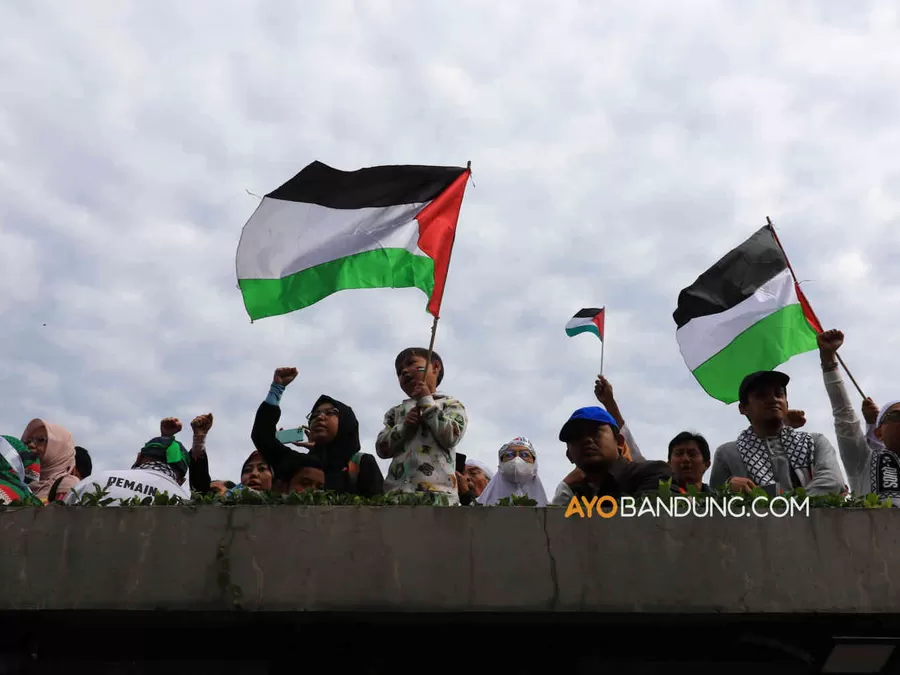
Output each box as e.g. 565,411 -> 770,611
710,370 -> 844,496
818,328 -> 900,501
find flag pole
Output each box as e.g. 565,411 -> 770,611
424,316 -> 439,378
766,216 -> 866,399
424,161 -> 471,381
600,337 -> 605,377
600,307 -> 605,376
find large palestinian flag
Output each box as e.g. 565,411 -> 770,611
236,161 -> 470,321
673,225 -> 822,403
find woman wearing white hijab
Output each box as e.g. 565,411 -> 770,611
477,436 -> 548,506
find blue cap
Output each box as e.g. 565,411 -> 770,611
559,406 -> 619,442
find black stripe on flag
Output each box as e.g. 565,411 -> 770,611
673,225 -> 788,329
573,308 -> 603,318
266,161 -> 468,209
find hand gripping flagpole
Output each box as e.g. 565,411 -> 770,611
766,216 -> 866,399
424,161 -> 471,380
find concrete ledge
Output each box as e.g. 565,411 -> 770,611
2,506 -> 899,613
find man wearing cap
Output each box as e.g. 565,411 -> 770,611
818,328 -> 900,501
709,368 -> 844,496
551,406 -> 673,506
65,435 -> 193,505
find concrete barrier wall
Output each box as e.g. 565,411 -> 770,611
2,506 -> 899,614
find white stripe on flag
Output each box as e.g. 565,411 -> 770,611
565,316 -> 597,330
237,198 -> 429,280
675,268 -> 798,370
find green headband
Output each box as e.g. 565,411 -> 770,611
166,440 -> 187,466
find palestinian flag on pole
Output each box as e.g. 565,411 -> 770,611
236,161 -> 471,321
566,308 -> 605,340
673,225 -> 822,404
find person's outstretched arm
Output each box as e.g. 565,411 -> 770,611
189,413 -> 213,494
251,368 -> 301,477
594,376 -> 644,461
818,330 -> 871,484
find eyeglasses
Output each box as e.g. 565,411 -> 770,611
27,436 -> 48,446
500,448 -> 534,462
307,408 -> 340,422
881,411 -> 900,425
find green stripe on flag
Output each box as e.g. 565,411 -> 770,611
565,324 -> 601,338
239,248 -> 435,321
691,303 -> 818,404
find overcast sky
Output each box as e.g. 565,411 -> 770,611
2,0 -> 899,494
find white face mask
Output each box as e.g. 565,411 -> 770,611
499,456 -> 536,484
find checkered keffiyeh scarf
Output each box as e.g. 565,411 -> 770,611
133,460 -> 181,483
736,426 -> 814,486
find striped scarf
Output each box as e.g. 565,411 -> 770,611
736,426 -> 814,486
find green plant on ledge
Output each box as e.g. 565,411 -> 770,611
496,495 -> 539,506
0,480 -> 894,509
660,479 -> 893,510
1,485 -> 452,508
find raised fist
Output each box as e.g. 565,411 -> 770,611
273,367 -> 298,387
817,329 -> 844,358
160,417 -> 182,437
191,413 -> 214,435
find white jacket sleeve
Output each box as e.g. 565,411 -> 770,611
822,367 -> 871,483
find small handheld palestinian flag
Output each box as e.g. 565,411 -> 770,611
565,308 -> 605,341
673,224 -> 822,404
236,161 -> 471,321
566,307 -> 606,374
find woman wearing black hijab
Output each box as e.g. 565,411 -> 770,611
251,367 -> 384,497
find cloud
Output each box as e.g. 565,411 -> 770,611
2,0 -> 899,496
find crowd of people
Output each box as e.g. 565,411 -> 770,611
2,331 -> 898,509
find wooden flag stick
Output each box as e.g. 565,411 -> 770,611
766,216 -> 866,399
424,316 -> 440,380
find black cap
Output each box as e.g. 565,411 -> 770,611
738,371 -> 790,404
